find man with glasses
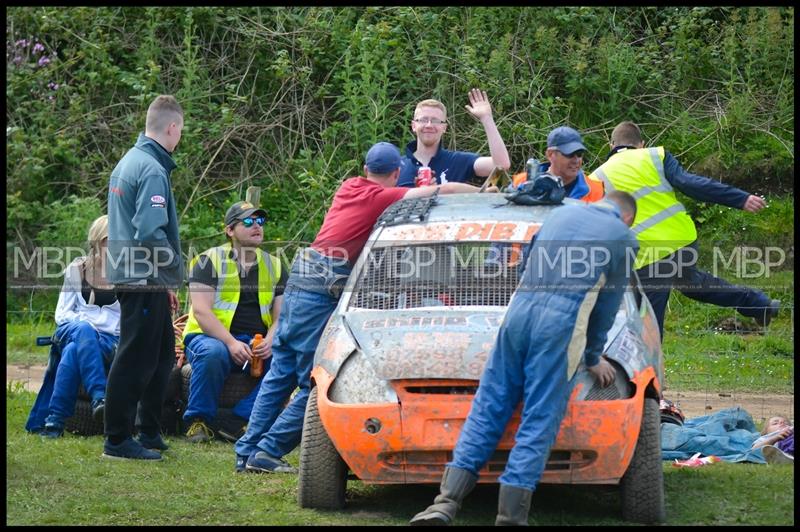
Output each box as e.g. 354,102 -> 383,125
180,201 -> 286,443
397,88 -> 511,187
588,121 -> 778,338
527,126 -> 605,202
235,142 -> 489,474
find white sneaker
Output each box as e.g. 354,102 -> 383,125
762,445 -> 794,465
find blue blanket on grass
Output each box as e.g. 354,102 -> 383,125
661,406 -> 766,464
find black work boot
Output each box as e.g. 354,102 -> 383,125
495,484 -> 532,526
409,466 -> 478,526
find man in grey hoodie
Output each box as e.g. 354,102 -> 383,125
104,95 -> 184,460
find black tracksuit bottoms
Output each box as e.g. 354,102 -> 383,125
104,288 -> 174,442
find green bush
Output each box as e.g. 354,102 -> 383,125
6,6 -> 794,266
5,7 -> 795,324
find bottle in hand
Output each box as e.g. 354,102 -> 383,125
250,334 -> 264,378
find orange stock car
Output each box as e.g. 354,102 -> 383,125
298,194 -> 666,523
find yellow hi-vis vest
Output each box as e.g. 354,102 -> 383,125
589,147 -> 697,269
182,244 -> 281,345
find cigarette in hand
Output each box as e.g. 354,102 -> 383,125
242,360 -> 249,371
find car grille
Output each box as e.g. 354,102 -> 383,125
379,449 -> 597,474
349,243 -> 523,310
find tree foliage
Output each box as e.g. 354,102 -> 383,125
6,6 -> 794,251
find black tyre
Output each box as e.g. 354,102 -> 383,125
211,407 -> 248,442
219,372 -> 259,408
160,364 -> 184,435
64,398 -> 103,436
298,386 -> 348,509
620,396 -> 666,523
180,364 -> 259,409
180,364 -> 192,406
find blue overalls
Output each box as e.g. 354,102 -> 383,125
449,201 -> 638,490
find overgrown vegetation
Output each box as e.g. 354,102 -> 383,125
5,386 -> 794,525
6,7 -> 794,242
5,6 -> 796,316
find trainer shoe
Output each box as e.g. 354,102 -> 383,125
235,454 -> 248,473
763,445 -> 794,465
245,451 -> 298,474
41,421 -> 64,439
90,398 -> 105,424
136,432 -> 170,451
185,419 -> 214,443
754,299 -> 780,327
103,437 -> 162,460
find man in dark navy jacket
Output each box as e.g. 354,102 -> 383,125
397,89 -> 510,187
589,121 -> 779,337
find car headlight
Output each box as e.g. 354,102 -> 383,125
328,349 -> 398,405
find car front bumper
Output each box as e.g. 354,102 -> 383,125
312,365 -> 659,485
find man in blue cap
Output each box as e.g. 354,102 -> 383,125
516,126 -> 605,203
235,142 -> 487,473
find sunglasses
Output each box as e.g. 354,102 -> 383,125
240,216 -> 265,228
559,150 -> 585,159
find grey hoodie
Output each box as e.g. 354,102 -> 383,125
107,133 -> 184,288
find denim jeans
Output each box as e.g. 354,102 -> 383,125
26,320 -> 118,430
182,333 -> 269,423
234,248 -> 348,459
637,241 -> 772,338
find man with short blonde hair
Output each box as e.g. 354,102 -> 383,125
104,94 -> 185,460
145,95 -> 184,136
398,89 -> 511,187
414,98 -> 447,116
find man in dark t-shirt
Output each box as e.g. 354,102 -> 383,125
180,201 -> 286,443
397,89 -> 511,187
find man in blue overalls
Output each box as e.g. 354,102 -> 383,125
411,191 -> 639,526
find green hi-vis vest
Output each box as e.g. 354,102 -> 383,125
589,147 -> 697,269
182,244 -> 281,345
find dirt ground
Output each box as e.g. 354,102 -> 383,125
6,364 -> 794,423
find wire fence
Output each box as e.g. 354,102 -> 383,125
6,295 -> 794,424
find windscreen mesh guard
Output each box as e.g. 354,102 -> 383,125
349,242 -> 525,310
375,193 -> 438,228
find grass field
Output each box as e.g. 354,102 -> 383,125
5,384 -> 794,526
6,202 -> 794,525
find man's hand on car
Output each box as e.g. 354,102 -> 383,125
587,356 -> 616,388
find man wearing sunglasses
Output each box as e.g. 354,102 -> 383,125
180,201 -> 286,444
513,126 -> 605,203
397,88 -> 511,187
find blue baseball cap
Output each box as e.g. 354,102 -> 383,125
547,126 -> 587,155
365,142 -> 402,174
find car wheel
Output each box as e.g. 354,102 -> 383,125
620,396 -> 665,523
298,386 -> 348,509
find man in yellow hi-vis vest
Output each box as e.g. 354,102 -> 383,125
588,121 -> 779,339
181,201 -> 286,443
